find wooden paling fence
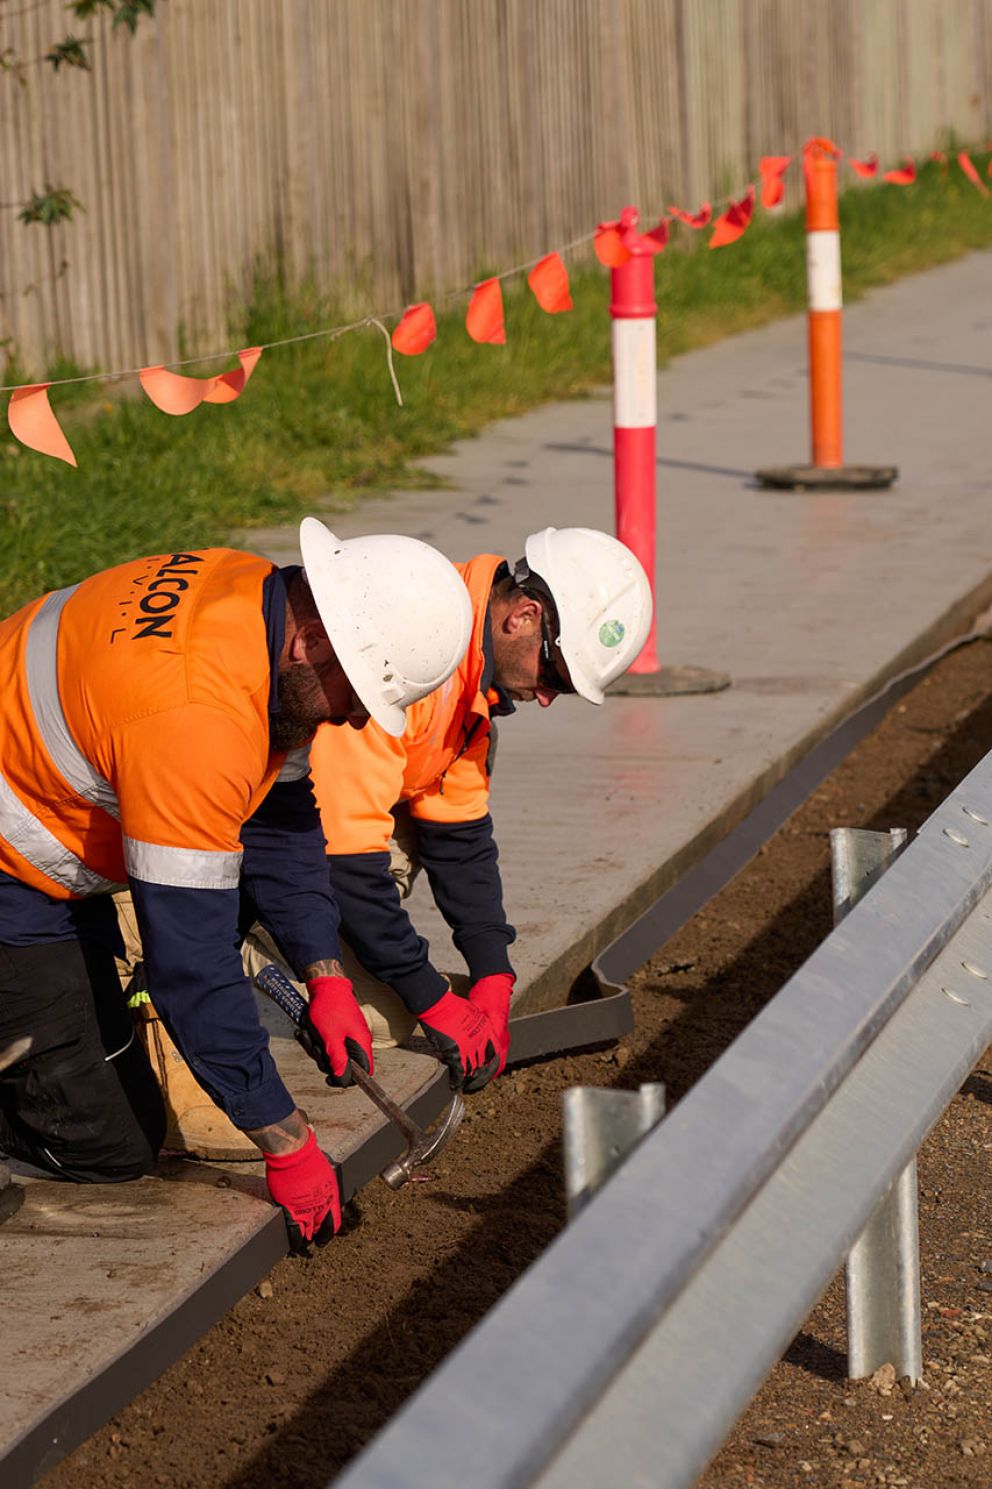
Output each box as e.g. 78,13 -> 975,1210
1,0 -> 990,374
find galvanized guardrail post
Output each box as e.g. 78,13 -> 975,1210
831,827 -> 922,1383
563,1084 -> 666,1218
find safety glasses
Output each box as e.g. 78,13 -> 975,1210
537,605 -> 576,695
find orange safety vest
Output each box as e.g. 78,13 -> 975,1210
310,554 -> 503,855
0,549 -> 288,898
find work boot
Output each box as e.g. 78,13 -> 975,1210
131,995 -> 259,1162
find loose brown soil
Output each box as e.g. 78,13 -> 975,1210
43,640 -> 992,1489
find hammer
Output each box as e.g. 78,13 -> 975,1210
253,963 -> 463,1189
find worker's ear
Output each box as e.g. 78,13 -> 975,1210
501,594 -> 542,637
288,619 -> 334,667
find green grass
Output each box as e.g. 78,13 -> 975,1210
2,154 -> 991,615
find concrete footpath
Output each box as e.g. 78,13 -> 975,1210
4,251 -> 992,1485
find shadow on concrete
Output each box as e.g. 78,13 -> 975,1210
544,440 -> 755,481
847,351 -> 992,379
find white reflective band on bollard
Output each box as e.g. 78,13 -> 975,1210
611,318 -> 657,429
806,229 -> 843,311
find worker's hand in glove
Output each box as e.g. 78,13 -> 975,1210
263,1129 -> 341,1254
418,988 -> 501,1094
467,973 -> 514,1079
298,975 -> 374,1088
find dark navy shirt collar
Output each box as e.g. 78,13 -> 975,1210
263,565 -> 301,716
482,607 -> 516,718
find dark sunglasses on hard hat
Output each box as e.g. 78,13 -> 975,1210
537,604 -> 576,695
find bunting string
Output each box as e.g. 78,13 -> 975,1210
4,140 -> 990,466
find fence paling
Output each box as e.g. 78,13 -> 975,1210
3,0 -> 992,372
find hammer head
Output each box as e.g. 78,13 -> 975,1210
380,1091 -> 465,1189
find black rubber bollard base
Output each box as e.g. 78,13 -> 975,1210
756,464 -> 898,492
608,665 -> 731,697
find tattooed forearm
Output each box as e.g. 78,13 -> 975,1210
246,1107 -> 310,1155
302,959 -> 346,980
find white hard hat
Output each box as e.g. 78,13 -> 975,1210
299,518 -> 473,736
517,527 -> 653,704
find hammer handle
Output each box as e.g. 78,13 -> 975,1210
253,963 -> 423,1147
350,1064 -> 423,1147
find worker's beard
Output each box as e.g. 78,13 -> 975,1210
270,662 -> 328,752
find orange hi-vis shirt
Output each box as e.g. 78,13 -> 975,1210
309,554 -> 504,856
0,549 -> 284,899
309,553 -> 515,1011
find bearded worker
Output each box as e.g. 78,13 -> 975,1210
0,517 -> 472,1250
244,526 -> 652,1094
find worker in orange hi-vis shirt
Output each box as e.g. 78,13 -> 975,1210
0,518 -> 472,1252
243,528 -> 653,1097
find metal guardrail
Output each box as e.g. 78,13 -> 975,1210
333,748 -> 992,1489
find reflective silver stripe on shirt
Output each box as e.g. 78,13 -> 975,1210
276,745 -> 311,783
0,768 -> 124,894
124,836 -> 242,890
25,586 -> 120,819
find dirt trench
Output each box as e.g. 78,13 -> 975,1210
43,638 -> 992,1489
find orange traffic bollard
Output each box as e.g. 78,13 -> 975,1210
606,206 -> 730,698
805,139 -> 843,468
757,137 -> 896,492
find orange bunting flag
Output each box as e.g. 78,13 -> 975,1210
759,155 -> 792,208
527,253 -> 572,313
7,384 -> 77,466
883,158 -> 916,186
392,303 -> 437,354
466,278 -> 506,344
709,185 -> 755,249
140,347 -> 262,415
597,208 -> 666,264
957,150 -> 989,195
848,152 -> 878,178
668,202 -> 712,229
594,223 -> 630,267
644,218 -> 669,250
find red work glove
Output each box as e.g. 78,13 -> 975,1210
297,975 -> 374,1088
468,973 -> 514,1079
263,1129 -> 341,1254
418,988 -> 500,1094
